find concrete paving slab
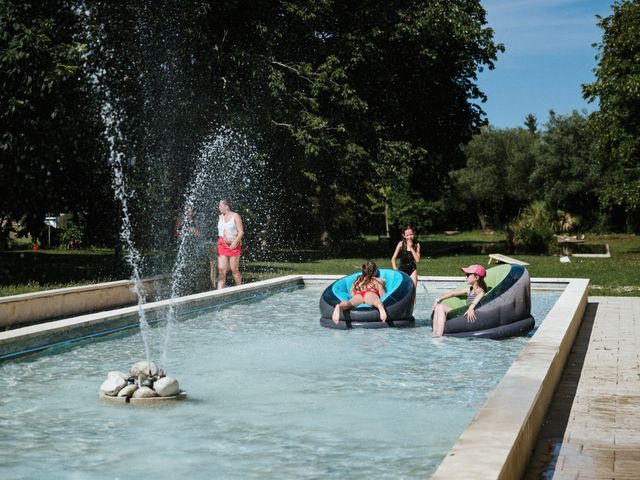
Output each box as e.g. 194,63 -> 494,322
525,297 -> 640,480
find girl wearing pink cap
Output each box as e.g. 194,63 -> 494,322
431,264 -> 487,337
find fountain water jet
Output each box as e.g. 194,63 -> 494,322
77,4 -> 274,402
159,127 -> 262,369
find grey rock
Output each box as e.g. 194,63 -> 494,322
132,386 -> 158,398
117,384 -> 138,397
100,372 -> 127,396
129,361 -> 159,377
154,376 -> 180,397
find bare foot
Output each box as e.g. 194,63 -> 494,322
332,305 -> 340,324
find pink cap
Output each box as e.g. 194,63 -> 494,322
461,264 -> 486,278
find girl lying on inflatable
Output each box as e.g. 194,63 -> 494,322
332,260 -> 387,324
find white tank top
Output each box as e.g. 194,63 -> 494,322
218,213 -> 238,242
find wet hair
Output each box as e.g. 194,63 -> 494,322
353,260 -> 378,292
401,225 -> 417,252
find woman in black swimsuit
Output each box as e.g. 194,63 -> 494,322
391,225 -> 421,287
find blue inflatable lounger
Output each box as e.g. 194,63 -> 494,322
437,263 -> 535,339
319,268 -> 415,329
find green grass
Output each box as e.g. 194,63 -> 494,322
244,232 -> 640,297
2,232 -> 638,297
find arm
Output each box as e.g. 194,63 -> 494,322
410,243 -> 421,263
229,214 -> 244,249
390,242 -> 402,269
464,290 -> 486,322
432,288 -> 468,309
375,277 -> 386,297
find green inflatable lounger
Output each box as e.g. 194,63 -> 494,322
436,264 -> 535,339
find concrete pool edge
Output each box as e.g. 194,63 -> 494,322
0,275 -> 170,330
432,277 -> 589,480
0,275 -> 305,360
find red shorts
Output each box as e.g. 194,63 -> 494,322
217,236 -> 241,257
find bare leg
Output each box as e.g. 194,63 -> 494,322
332,296 -> 363,324
217,255 -> 229,290
372,298 -> 387,322
363,292 -> 387,322
229,255 -> 242,286
432,304 -> 452,337
331,303 -> 343,324
410,271 -> 418,307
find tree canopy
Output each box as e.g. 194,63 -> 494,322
583,0 -> 640,230
0,0 -> 114,245
1,0 -> 504,249
2,0 -> 637,254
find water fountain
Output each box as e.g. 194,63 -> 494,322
96,101 -> 188,403
77,3 -> 192,403
76,2 -> 274,403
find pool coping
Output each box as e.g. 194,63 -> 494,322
0,275 -> 305,360
0,274 -> 588,480
0,275 -> 170,330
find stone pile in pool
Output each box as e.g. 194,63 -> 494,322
100,361 -> 184,402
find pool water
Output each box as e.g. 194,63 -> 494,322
0,282 -> 560,479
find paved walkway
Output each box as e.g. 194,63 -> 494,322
526,297 -> 640,479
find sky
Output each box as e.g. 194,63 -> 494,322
477,0 -> 614,129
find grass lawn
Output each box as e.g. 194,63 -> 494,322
244,232 -> 640,297
1,231 -> 638,297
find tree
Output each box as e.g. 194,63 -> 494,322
453,126 -> 537,229
0,0 -> 118,248
257,0 -> 503,238
524,113 -> 538,134
529,110 -> 603,226
0,0 -> 504,252
583,0 -> 640,231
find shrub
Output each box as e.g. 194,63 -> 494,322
555,210 -> 581,234
508,201 -> 555,253
59,222 -> 84,249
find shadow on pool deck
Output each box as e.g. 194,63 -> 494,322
524,302 -> 598,478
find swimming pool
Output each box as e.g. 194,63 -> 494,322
0,282 -> 560,479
